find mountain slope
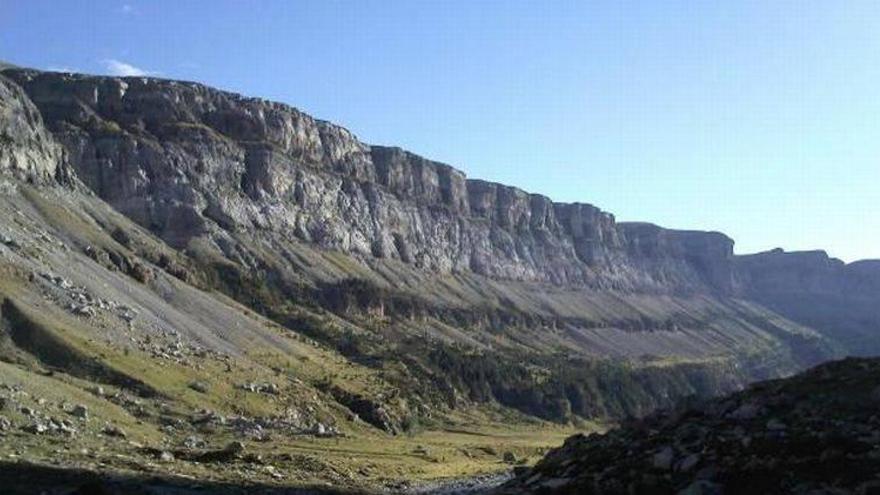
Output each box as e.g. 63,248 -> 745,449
736,249 -> 880,356
1,68 -> 856,418
0,66 -> 876,491
2,75 -> 613,495
496,357 -> 880,494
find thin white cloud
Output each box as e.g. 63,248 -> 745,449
46,66 -> 79,73
101,59 -> 155,77
120,4 -> 135,14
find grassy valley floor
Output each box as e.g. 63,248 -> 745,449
0,387 -> 585,494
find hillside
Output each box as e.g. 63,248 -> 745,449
496,357 -> 880,494
0,65 -> 877,491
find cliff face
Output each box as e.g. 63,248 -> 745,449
736,249 -> 880,355
4,68 -> 735,292
736,248 -> 880,295
0,74 -> 66,182
5,66 -> 876,357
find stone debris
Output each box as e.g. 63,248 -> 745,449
23,422 -> 48,435
194,441 -> 247,463
201,410 -> 335,440
101,424 -> 127,438
0,234 -> 20,249
70,404 -> 88,419
19,414 -> 77,436
37,271 -> 133,322
497,357 -> 880,494
224,441 -> 246,455
238,382 -> 280,395
311,422 -> 340,438
70,304 -> 96,317
652,446 -> 675,470
188,381 -> 210,394
191,409 -> 225,425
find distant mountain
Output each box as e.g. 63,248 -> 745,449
736,248 -> 880,356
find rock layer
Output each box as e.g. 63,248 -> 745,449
736,249 -> 880,355
3,68 -> 736,291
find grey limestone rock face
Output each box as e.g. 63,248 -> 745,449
0,74 -> 67,183
3,68 -> 736,292
734,248 -> 880,355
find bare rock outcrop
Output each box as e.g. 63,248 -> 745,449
0,74 -> 67,182
3,68 -> 735,291
735,249 -> 880,355
496,357 -> 880,495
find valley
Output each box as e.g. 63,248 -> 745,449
0,64 -> 877,493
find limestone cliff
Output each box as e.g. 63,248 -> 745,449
736,249 -> 880,355
3,68 -> 735,292
0,74 -> 67,182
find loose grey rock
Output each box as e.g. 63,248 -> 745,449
653,446 -> 675,470
766,419 -> 787,431
538,478 -> 571,490
70,404 -> 88,419
677,453 -> 701,472
727,403 -> 760,420
188,381 -> 210,394
224,441 -> 245,455
101,424 -> 126,438
312,423 -> 328,437
23,422 -> 48,434
183,436 -> 206,449
0,235 -> 19,249
678,480 -> 723,495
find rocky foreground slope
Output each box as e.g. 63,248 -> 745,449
0,63 -> 877,491
497,357 -> 880,495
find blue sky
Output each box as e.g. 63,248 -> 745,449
2,1 -> 878,261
